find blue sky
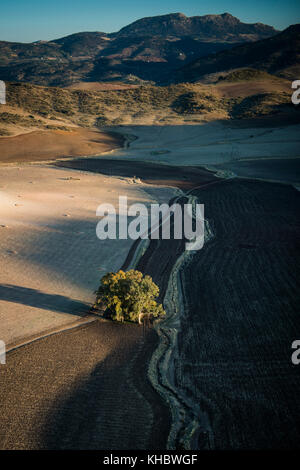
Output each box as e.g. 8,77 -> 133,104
1,0 -> 299,43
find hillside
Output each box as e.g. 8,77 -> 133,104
0,13 -> 278,86
0,78 -> 296,139
176,24 -> 300,82
1,82 -> 228,131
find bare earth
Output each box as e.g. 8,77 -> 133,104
215,78 -> 291,98
0,164 -> 176,347
0,128 -> 123,164
0,129 -> 175,451
0,321 -> 170,450
66,81 -> 139,91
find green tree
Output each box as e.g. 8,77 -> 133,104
95,269 -> 165,323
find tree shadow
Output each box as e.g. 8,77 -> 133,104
0,284 -> 90,316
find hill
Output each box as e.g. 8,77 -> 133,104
0,78 -> 295,139
176,24 -> 300,82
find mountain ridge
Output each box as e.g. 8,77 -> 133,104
115,12 -> 277,40
0,12 -> 279,86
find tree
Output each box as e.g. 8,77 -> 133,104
95,269 -> 165,323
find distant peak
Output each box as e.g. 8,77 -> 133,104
219,12 -> 240,22
170,12 -> 186,17
115,11 -> 277,41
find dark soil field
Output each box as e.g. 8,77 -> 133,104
174,179 -> 300,448
0,321 -> 170,450
54,158 -> 218,190
122,172 -> 300,449
215,157 -> 300,185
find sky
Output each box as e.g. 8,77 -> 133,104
1,0 -> 300,43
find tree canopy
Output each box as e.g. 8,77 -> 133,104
95,269 -> 165,323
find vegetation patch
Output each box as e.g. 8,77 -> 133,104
230,92 -> 291,118
0,112 -> 44,127
95,269 -> 165,324
3,80 -> 294,131
217,68 -> 277,82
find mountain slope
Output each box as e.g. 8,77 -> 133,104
176,24 -> 300,82
0,13 -> 278,86
52,32 -> 109,56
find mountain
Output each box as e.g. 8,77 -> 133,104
176,24 -> 300,82
116,12 -> 277,41
0,13 -> 278,86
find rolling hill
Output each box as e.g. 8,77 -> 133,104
0,76 -> 295,139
